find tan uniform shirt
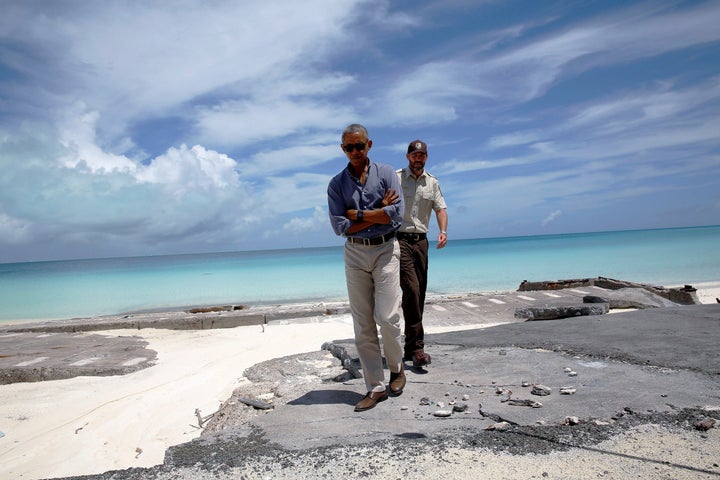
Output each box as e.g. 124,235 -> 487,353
397,168 -> 447,234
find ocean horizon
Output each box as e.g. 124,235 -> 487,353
1,225 -> 719,324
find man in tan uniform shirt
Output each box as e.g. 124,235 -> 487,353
396,139 -> 448,368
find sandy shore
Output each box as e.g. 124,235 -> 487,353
0,283 -> 718,480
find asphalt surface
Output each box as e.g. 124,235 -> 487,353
1,285 -> 719,479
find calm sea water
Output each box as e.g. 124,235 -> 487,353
1,226 -> 718,323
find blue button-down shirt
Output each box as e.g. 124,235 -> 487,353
327,160 -> 404,239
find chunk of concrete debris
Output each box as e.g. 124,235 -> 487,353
514,304 -> 609,320
453,403 -> 468,413
237,397 -> 274,410
508,399 -> 543,408
531,384 -> 552,396
486,421 -> 511,431
563,416 -> 580,425
695,418 -> 716,431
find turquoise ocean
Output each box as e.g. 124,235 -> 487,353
1,226 -> 718,324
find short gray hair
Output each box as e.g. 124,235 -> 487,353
342,123 -> 368,142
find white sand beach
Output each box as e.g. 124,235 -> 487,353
0,284 -> 719,480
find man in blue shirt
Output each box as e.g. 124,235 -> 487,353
327,124 -> 406,412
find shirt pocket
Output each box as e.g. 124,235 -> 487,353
415,187 -> 435,212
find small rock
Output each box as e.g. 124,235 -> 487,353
495,386 -> 504,394
560,387 -> 576,395
487,421 -> 510,431
521,380 -> 530,387
695,418 -> 716,431
434,410 -> 452,417
445,392 -> 450,397
453,403 -> 468,413
563,416 -> 580,425
437,402 -> 445,408
564,367 -> 572,373
568,371 -> 578,377
419,397 -> 430,406
400,406 -> 409,411
591,419 -> 611,426
531,384 -> 552,396
462,394 -> 470,401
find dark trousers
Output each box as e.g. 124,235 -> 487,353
399,237 -> 429,356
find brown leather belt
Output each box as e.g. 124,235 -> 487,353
347,232 -> 396,246
397,232 -> 427,242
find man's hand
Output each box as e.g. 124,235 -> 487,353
382,189 -> 399,207
436,232 -> 448,249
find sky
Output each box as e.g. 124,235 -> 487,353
1,0 -> 719,263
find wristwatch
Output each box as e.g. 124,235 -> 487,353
440,231 -> 447,234
357,210 -> 364,221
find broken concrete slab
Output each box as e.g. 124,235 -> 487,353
518,276 -> 700,305
514,303 -> 609,320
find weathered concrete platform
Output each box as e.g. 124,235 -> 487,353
0,284 -> 697,385
50,302 -> 720,480
2,284 -> 719,479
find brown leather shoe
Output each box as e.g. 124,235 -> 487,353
413,351 -> 432,368
389,366 -> 406,396
354,390 -> 388,412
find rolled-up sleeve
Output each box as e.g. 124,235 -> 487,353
327,177 -> 350,236
381,164 -> 404,228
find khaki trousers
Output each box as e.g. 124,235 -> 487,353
344,239 -> 404,393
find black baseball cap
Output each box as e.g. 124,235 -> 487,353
407,139 -> 427,154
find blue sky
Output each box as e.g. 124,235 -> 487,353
1,0 -> 719,263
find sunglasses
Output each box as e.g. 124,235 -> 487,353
343,142 -> 366,153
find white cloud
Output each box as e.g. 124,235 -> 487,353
461,2 -> 720,103
244,144 -> 341,176
0,213 -> 32,244
1,1 -> 361,142
487,131 -> 542,149
58,105 -> 138,173
283,205 -> 328,234
136,144 -> 240,196
541,210 -> 562,227
196,99 -> 353,148
261,173 -> 332,215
